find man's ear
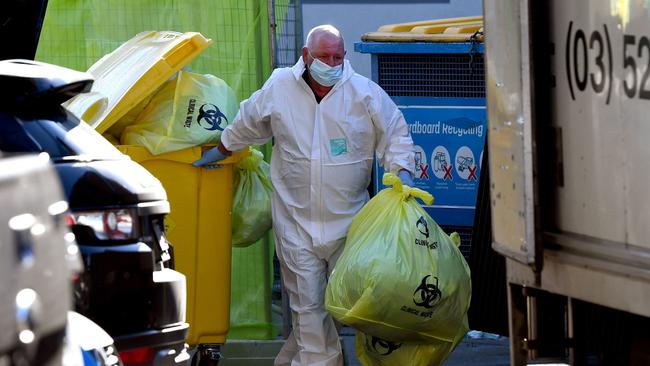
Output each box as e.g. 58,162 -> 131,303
301,47 -> 309,65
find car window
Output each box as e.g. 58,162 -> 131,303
0,112 -> 43,153
0,110 -> 124,160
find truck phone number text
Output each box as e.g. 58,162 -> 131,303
564,21 -> 650,104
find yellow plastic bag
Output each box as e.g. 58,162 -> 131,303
232,148 -> 273,247
325,173 -> 471,343
355,318 -> 467,366
121,70 -> 238,155
61,31 -> 212,135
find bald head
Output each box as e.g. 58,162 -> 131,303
302,25 -> 346,68
305,25 -> 344,51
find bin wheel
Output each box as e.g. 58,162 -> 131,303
191,344 -> 221,366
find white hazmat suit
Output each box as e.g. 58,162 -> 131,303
221,57 -> 414,366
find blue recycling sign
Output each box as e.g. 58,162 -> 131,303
374,104 -> 487,226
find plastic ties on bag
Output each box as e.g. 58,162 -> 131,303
237,147 -> 263,170
449,232 -> 461,248
383,172 -> 434,205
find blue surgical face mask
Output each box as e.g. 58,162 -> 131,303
308,51 -> 343,87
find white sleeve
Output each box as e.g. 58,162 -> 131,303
220,87 -> 273,152
369,84 -> 415,175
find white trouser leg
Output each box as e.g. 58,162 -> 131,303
274,233 -> 343,366
275,330 -> 298,366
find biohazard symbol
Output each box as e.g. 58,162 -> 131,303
368,336 -> 402,356
419,163 -> 430,180
416,216 -> 429,238
443,165 -> 453,180
198,103 -> 228,131
413,275 -> 442,309
468,165 -> 478,181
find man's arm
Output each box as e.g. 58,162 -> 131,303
369,84 -> 415,180
221,87 -> 274,152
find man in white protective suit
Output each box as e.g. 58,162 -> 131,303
193,24 -> 415,366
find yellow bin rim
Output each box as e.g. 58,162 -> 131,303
362,15 -> 484,43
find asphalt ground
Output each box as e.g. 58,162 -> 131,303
219,328 -> 511,365
339,327 -> 510,366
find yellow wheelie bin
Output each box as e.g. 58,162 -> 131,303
118,145 -> 248,359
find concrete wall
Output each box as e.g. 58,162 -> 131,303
301,0 -> 483,78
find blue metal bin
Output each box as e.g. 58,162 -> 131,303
356,24 -> 486,258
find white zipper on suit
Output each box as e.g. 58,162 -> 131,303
311,103 -> 322,248
301,72 -> 345,251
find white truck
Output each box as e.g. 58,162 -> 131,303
484,0 -> 650,364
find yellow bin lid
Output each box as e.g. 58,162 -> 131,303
64,31 -> 212,136
362,15 -> 484,42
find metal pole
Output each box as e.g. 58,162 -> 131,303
567,297 -> 576,364
527,292 -> 538,360
508,283 -> 529,366
267,0 -> 293,340
268,0 -> 277,71
295,0 -> 303,52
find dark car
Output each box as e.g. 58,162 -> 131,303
0,59 -> 189,365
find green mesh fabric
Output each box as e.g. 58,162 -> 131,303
36,0 -> 271,101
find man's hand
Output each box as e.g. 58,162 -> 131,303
398,170 -> 414,187
192,146 -> 227,169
